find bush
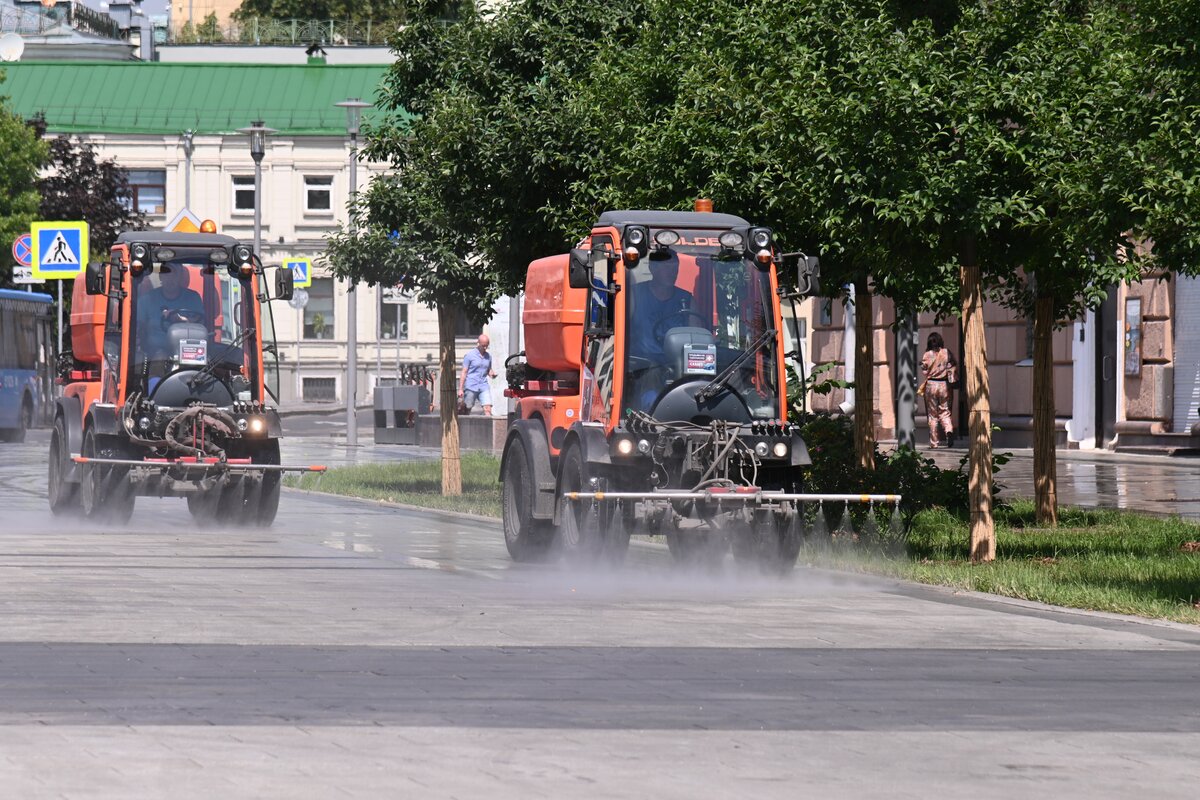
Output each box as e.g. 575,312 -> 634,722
798,415 -> 996,528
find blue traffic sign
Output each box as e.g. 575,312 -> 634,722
12,233 -> 32,267
31,221 -> 89,280
285,258 -> 313,288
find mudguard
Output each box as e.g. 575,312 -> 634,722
566,423 -> 612,468
54,396 -> 83,483
500,419 -> 557,520
265,408 -> 283,438
790,433 -> 812,467
88,404 -> 121,437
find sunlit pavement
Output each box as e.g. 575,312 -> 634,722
0,429 -> 1197,799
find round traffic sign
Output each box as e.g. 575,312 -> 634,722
12,233 -> 32,267
288,288 -> 309,310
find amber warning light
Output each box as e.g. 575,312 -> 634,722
694,198 -> 713,213
200,219 -> 218,233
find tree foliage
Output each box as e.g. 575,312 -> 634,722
0,77 -> 46,291
36,130 -> 146,255
232,0 -> 471,24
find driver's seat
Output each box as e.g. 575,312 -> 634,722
662,327 -> 716,379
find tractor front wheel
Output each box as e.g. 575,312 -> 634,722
501,438 -> 554,561
79,428 -> 135,524
556,444 -> 605,563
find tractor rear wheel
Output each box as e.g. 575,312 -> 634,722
501,438 -> 554,561
556,444 -> 605,563
47,415 -> 80,515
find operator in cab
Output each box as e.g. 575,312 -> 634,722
628,252 -> 693,362
136,263 -> 205,361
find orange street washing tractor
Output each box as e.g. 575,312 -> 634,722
500,206 -> 899,571
47,229 -> 325,525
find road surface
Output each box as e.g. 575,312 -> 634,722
0,430 -> 1197,798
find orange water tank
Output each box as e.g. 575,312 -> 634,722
69,277 -> 107,366
522,254 -> 586,373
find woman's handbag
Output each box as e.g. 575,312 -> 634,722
917,377 -> 929,397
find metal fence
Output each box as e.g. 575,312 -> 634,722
1,4 -> 120,40
169,18 -> 399,46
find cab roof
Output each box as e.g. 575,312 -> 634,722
115,231 -> 241,248
595,210 -> 751,229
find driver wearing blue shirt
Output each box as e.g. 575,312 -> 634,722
629,253 -> 693,362
137,264 -> 205,360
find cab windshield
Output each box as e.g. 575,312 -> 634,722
129,260 -> 256,398
622,241 -> 778,420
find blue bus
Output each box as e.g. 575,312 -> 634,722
0,289 -> 54,442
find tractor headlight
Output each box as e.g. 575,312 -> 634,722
616,438 -> 634,456
637,439 -> 651,454
772,441 -> 788,459
237,418 -> 249,432
231,245 -> 254,277
248,417 -> 266,435
754,442 -> 770,458
653,229 -> 680,246
719,231 -> 744,249
750,227 -> 772,250
625,226 -> 646,247
138,416 -> 151,431
130,243 -> 148,260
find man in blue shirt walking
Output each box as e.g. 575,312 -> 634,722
458,334 -> 497,416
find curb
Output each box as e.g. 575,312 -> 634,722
282,485 -> 502,525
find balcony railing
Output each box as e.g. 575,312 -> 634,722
0,3 -> 122,40
169,18 -> 402,46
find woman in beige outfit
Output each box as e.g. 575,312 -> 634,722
920,331 -> 957,448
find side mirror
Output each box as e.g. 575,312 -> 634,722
799,255 -> 821,296
274,266 -> 294,301
568,248 -> 590,289
85,262 -> 108,296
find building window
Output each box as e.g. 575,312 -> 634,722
302,377 -> 337,402
304,176 -> 333,213
232,176 -> 255,214
454,307 -> 482,339
380,293 -> 409,340
303,278 -> 335,339
123,170 -> 166,215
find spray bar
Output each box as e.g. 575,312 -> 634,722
72,455 -> 326,473
564,490 -> 900,503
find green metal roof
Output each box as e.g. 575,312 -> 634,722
0,61 -> 396,136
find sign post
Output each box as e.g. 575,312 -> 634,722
31,221 -> 89,355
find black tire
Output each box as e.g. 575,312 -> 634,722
731,508 -> 802,576
501,438 -> 554,561
667,523 -> 727,569
47,415 -> 80,515
207,441 -> 281,528
253,441 -> 281,527
79,428 -> 136,524
556,444 -> 605,563
4,397 -> 32,443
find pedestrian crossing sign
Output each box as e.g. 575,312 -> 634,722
285,257 -> 312,288
31,221 -> 89,280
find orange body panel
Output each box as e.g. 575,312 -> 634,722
69,275 -> 107,366
523,254 -> 586,373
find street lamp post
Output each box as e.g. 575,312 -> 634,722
335,98 -> 370,446
181,129 -> 195,209
237,120 -> 275,262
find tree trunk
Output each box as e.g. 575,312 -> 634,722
437,304 -> 462,496
1033,293 -> 1058,526
854,275 -> 875,471
960,244 -> 995,563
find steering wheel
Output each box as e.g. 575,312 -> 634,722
162,308 -> 204,328
651,308 -> 708,339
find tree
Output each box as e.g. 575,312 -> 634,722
321,0 -> 656,495
0,78 -> 46,291
36,130 -> 146,255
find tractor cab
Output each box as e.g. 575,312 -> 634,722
616,230 -> 782,424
